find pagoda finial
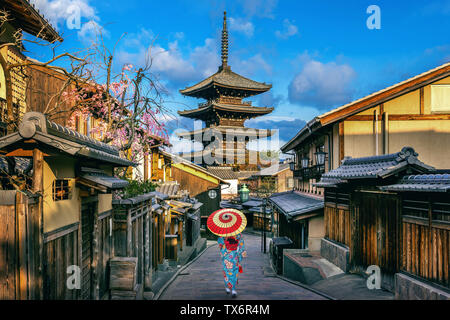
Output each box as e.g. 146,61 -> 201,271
221,11 -> 229,70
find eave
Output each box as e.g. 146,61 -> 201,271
178,103 -> 274,120
2,0 -> 63,42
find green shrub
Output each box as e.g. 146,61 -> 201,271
121,179 -> 159,199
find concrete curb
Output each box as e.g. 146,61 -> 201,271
153,242 -> 218,300
273,274 -> 336,300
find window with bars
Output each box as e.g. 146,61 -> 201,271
286,177 -> 294,189
52,179 -> 71,201
324,189 -> 350,206
402,194 -> 450,223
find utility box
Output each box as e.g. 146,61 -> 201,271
270,237 -> 294,274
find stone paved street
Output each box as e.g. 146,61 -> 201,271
158,233 -> 327,300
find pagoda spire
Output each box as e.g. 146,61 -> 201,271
221,11 -> 229,70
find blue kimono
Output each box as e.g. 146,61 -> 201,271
218,234 -> 246,290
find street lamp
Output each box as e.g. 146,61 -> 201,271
314,150 -> 327,166
289,161 -> 296,171
239,184 -> 250,203
301,156 -> 309,168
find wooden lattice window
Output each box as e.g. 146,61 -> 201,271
53,179 -> 71,201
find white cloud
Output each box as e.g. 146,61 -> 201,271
231,53 -> 272,77
241,0 -> 278,19
275,19 -> 298,39
77,20 -> 109,44
30,0 -> 98,27
30,0 -> 106,42
115,33 -> 219,87
115,28 -> 272,91
229,17 -> 254,37
288,55 -> 357,109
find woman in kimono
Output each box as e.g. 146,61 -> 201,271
217,233 -> 247,297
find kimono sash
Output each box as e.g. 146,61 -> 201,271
224,237 -> 239,251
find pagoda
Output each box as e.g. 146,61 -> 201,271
178,11 -> 274,171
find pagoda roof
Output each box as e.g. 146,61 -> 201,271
178,102 -> 274,120
180,66 -> 272,98
177,126 -> 274,139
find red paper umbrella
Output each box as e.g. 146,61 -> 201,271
207,208 -> 247,237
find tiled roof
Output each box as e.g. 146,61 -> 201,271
176,125 -> 274,138
258,163 -> 290,176
380,174 -> 450,193
178,103 -> 274,119
79,167 -> 128,190
180,67 -> 271,97
317,147 -> 433,182
206,166 -> 239,180
112,191 -> 169,205
159,150 -> 228,184
0,112 -> 136,167
269,191 -> 324,220
0,157 -> 32,176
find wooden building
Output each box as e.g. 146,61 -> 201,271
269,191 -> 324,251
159,150 -> 228,222
177,12 -> 274,171
282,62 -> 450,195
280,62 -> 450,275
380,174 -> 450,299
0,112 -> 134,300
314,147 -> 450,298
0,0 -> 62,133
246,162 -> 294,194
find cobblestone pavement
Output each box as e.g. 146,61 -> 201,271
158,233 -> 327,300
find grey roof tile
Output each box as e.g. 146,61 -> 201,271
380,174 -> 450,193
316,147 -> 434,184
269,191 -> 324,219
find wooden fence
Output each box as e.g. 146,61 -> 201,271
43,223 -> 79,300
0,191 -> 41,300
401,195 -> 449,289
113,196 -> 155,291
324,205 -> 352,247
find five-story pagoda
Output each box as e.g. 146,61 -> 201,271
178,11 -> 274,171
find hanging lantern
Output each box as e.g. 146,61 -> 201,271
314,150 -> 327,166
301,157 -> 309,168
289,161 -> 296,171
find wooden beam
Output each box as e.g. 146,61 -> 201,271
420,87 -> 424,115
32,149 -> 44,300
5,149 -> 49,157
345,113 -> 450,121
339,122 -> 344,162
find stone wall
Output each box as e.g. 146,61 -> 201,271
320,238 -> 349,272
395,273 -> 450,300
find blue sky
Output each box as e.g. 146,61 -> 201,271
27,0 -> 450,151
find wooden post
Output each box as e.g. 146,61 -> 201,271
16,191 -> 27,299
338,122 -> 344,162
92,201 -> 100,300
178,220 -> 183,251
158,210 -> 164,265
127,208 -> 132,257
144,153 -> 149,182
144,203 -> 152,290
32,149 -> 44,300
